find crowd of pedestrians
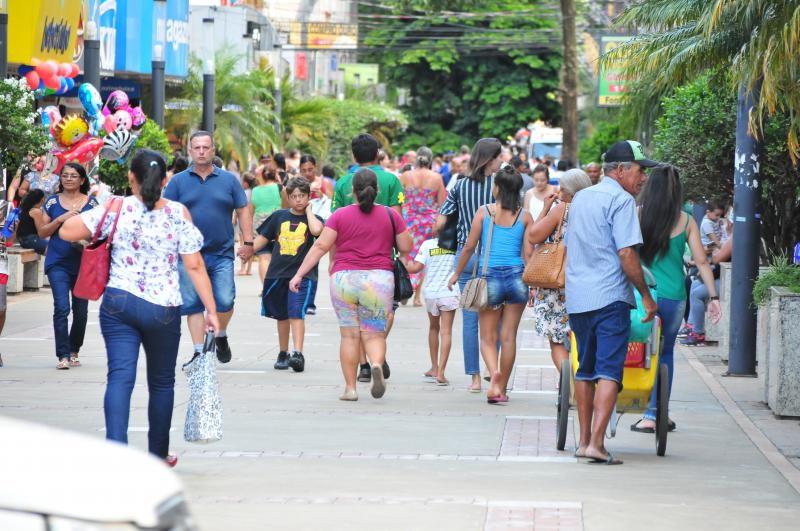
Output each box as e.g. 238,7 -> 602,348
3,129 -> 730,468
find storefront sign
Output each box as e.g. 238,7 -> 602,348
597,35 -> 634,107
275,22 -> 358,50
87,0 -> 117,74
8,0 -> 83,64
114,0 -> 188,77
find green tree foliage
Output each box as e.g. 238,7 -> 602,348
652,75 -> 800,252
312,98 -> 408,175
360,0 -> 562,151
277,75 -> 333,161
166,49 -> 277,163
610,0 -> 800,161
99,120 -> 171,192
0,79 -> 49,172
579,109 -> 636,165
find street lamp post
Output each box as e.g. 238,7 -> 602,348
151,44 -> 165,128
84,21 -> 101,90
274,43 -> 282,135
201,17 -> 214,133
202,58 -> 215,134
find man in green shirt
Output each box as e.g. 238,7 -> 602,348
332,134 -> 404,215
331,134 -> 405,383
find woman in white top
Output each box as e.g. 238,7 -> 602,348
61,149 -> 219,467
523,164 -> 557,220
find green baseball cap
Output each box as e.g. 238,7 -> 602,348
603,140 -> 660,168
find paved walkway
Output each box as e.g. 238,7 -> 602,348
1,264 -> 799,530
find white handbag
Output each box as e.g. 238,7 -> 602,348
183,333 -> 223,443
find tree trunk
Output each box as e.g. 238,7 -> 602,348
560,0 -> 579,168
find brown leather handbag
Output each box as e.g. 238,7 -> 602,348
523,204 -> 569,289
459,206 -> 495,311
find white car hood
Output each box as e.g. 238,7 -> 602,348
0,416 -> 184,527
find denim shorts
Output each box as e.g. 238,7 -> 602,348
569,301 -> 631,388
178,253 -> 235,315
485,265 -> 529,309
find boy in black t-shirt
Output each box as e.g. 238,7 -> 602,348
253,177 -> 324,372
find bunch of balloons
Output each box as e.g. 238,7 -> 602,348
19,60 -> 80,98
34,83 -> 148,175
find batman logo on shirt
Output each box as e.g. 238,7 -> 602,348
278,221 -> 308,256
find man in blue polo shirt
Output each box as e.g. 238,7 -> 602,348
565,140 -> 658,465
164,131 -> 254,363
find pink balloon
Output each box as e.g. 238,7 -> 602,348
112,109 -> 132,131
43,75 -> 61,90
104,90 -> 130,115
69,63 -> 80,78
103,113 -> 119,134
25,71 -> 40,91
36,61 -> 56,78
58,63 -> 71,77
128,107 -> 146,129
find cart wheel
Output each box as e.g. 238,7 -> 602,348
556,359 -> 571,451
655,363 -> 669,456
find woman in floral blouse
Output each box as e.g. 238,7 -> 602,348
61,149 -> 219,467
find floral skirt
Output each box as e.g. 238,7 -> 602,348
532,288 -> 570,344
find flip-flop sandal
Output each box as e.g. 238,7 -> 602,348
468,385 -> 482,393
436,379 -> 450,386
574,449 -> 587,458
487,394 -> 509,404
587,452 -> 623,465
630,419 -> 655,434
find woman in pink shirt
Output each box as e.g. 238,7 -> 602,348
290,169 -> 412,401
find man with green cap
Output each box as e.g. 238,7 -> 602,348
565,140 -> 659,465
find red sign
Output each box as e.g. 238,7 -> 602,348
295,53 -> 307,80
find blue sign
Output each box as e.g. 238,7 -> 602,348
109,0 -> 188,78
64,76 -> 141,101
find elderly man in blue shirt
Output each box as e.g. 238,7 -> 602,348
164,131 -> 254,364
565,140 -> 658,465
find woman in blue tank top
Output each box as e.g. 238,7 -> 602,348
449,166 -> 533,403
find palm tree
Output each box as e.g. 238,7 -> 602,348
606,0 -> 800,159
277,75 -> 333,161
166,49 -> 278,162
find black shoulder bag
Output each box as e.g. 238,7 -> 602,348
385,207 -> 414,302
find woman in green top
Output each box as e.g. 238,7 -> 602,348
632,165 -> 721,433
251,164 -> 288,283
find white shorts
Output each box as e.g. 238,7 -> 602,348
425,296 -> 459,317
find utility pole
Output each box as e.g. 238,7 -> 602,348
84,21 -> 101,91
274,43 -> 282,136
151,44 -> 166,128
559,0 -> 579,167
727,82 -> 762,377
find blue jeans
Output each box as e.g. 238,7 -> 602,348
644,297 -> 686,420
19,234 -> 48,254
99,288 -> 181,459
179,253 -> 235,315
47,266 -> 88,360
687,279 -> 719,333
569,301 -> 631,387
457,247 -> 481,375
456,247 -> 501,375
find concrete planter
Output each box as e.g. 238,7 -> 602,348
759,287 -> 800,417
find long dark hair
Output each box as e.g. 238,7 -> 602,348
130,149 -> 167,211
20,189 -> 45,214
493,165 -> 522,211
639,164 -> 683,264
469,138 -> 502,182
352,168 -> 378,213
58,162 -> 90,194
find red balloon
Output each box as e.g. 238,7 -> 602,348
43,75 -> 61,90
58,63 -> 71,77
36,61 -> 56,78
69,63 -> 80,78
53,137 -> 104,174
25,71 -> 40,91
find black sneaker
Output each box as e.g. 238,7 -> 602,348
288,351 -> 305,372
274,351 -> 290,370
357,363 -> 371,382
382,360 -> 390,380
306,307 -> 316,315
215,336 -> 232,363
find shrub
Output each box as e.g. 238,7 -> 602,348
99,120 -> 171,191
753,254 -> 800,305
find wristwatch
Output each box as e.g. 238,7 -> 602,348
243,241 -> 254,246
